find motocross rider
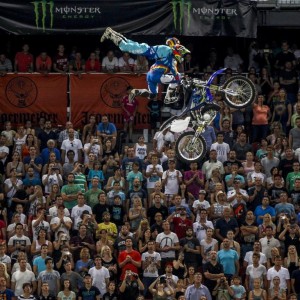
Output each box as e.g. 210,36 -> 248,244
100,27 -> 190,103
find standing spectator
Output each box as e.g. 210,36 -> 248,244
121,86 -> 138,143
14,44 -> 33,72
210,132 -> 230,163
275,41 -> 296,71
141,240 -> 161,296
102,51 -> 118,73
11,258 -> 36,297
53,44 -> 69,74
232,132 -> 253,161
118,237 -> 141,280
58,122 -> 80,147
201,150 -> 224,180
119,270 -> 144,300
155,220 -> 180,270
224,47 -> 243,72
61,128 -> 83,164
78,273 -> 101,300
254,196 -> 276,225
279,61 -> 298,103
97,115 -> 117,149
50,205 -> 72,240
267,255 -> 291,295
252,95 -> 271,143
37,120 -> 57,153
184,272 -> 212,300
35,51 -> 52,74
61,173 -> 82,210
260,225 -> 281,259
162,159 -> 183,206
286,162 -> 300,192
261,145 -> 280,177
184,162 -> 205,199
217,238 -> 239,282
88,256 -> 110,297
289,117 -> 300,150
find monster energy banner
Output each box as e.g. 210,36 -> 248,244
171,0 -> 257,37
0,0 -> 256,37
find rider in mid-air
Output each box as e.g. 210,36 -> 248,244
100,27 -> 190,103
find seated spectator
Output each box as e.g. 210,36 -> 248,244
0,53 -> 13,75
134,55 -> 149,74
40,139 -> 61,165
36,51 -> 52,74
69,52 -> 85,78
102,50 -> 118,73
82,114 -> 98,145
97,115 -> 117,150
118,52 -> 135,73
85,52 -> 101,73
53,44 -> 69,74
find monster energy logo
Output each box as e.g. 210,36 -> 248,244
31,0 -> 54,32
171,0 -> 192,34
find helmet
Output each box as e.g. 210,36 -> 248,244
166,37 -> 180,48
173,44 -> 191,63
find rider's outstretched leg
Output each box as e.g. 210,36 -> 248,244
100,27 -> 127,45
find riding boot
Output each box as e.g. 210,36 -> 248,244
164,84 -> 178,104
100,27 -> 125,45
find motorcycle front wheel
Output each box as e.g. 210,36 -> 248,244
175,132 -> 207,164
222,75 -> 256,109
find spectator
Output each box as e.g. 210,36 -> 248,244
102,51 -> 118,73
97,115 -> 117,149
69,52 -> 85,78
224,47 -> 243,72
53,44 -> 69,74
85,52 -> 101,73
78,273 -> 101,300
118,52 -> 135,73
35,51 -> 52,74
184,272 -> 212,300
14,44 -> 33,73
0,53 -> 13,75
61,128 -> 83,164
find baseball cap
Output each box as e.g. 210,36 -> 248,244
199,190 -> 206,194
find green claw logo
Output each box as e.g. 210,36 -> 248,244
31,0 -> 54,32
171,0 -> 192,34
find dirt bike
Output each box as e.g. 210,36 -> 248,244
160,68 -> 257,164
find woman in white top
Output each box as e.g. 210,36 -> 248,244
57,279 -> 76,300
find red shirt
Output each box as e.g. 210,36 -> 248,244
118,249 -> 141,280
122,96 -> 138,116
15,52 -> 33,72
85,59 -> 101,72
36,56 -> 52,71
172,217 -> 193,239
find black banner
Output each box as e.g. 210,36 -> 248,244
172,0 -> 257,38
0,0 -> 257,37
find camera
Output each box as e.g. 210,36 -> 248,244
160,277 -> 166,284
220,278 -> 225,284
62,251 -> 70,256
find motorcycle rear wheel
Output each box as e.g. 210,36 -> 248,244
175,132 -> 207,164
222,75 -> 256,108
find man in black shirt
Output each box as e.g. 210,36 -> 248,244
78,273 -> 101,300
147,193 -> 168,225
203,250 -> 224,291
179,227 -> 201,269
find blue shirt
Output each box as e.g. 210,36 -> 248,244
40,147 -> 61,164
201,126 -> 216,150
33,255 -> 49,274
97,122 -> 116,135
217,249 -> 239,275
0,289 -> 15,300
254,205 -> 276,225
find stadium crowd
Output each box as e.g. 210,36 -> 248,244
1,38 -> 300,300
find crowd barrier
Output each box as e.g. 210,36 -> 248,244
0,73 -> 150,130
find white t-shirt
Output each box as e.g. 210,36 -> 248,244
146,164 -> 163,189
192,200 -> 211,222
11,269 -> 36,296
267,266 -> 290,289
83,143 -> 102,163
31,219 -> 50,241
71,204 -> 92,230
142,251 -> 161,278
135,143 -> 147,160
162,169 -> 182,195
210,142 -> 230,163
48,206 -> 70,219
8,235 -> 31,259
42,173 -> 62,194
50,216 -> 72,239
61,138 -> 83,163
88,266 -> 110,295
156,232 -> 179,259
244,251 -> 267,266
102,56 -> 118,71
193,221 -> 214,242
118,57 -> 135,69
